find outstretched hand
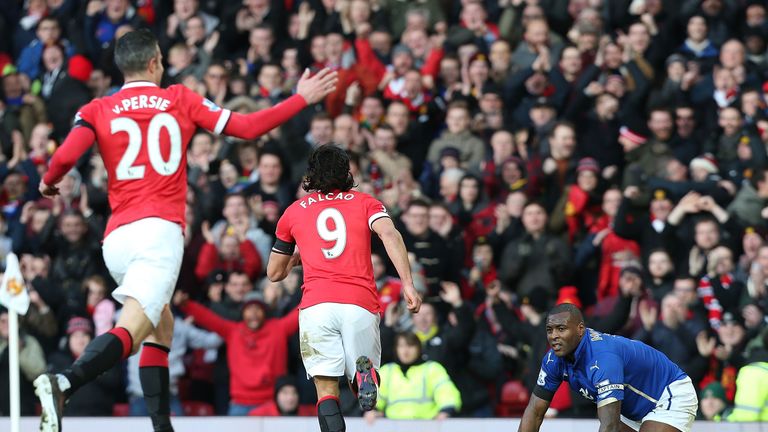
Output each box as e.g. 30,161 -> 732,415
297,68 -> 339,105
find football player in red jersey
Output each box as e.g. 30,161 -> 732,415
267,145 -> 422,432
33,29 -> 338,432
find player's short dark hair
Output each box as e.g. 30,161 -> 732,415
302,144 -> 354,194
114,29 -> 159,75
547,303 -> 584,324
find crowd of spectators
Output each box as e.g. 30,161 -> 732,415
1,0 -> 768,422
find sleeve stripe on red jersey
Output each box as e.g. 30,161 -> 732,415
213,109 -> 232,135
272,238 -> 296,255
368,212 -> 390,230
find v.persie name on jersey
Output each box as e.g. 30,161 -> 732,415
299,192 -> 356,209
112,95 -> 171,114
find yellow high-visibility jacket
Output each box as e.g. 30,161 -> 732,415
728,362 -> 768,422
376,360 -> 462,419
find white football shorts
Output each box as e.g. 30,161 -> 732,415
620,376 -> 698,432
102,217 -> 184,327
299,302 -> 381,381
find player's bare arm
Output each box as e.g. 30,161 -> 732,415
597,399 -> 623,432
266,250 -> 301,282
371,217 -> 422,313
221,68 -> 339,140
518,393 -> 550,432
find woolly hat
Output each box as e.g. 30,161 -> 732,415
242,290 -> 267,311
556,286 -> 582,309
576,157 -> 600,174
690,154 -> 718,174
66,316 -> 93,336
619,126 -> 647,146
68,55 -> 93,83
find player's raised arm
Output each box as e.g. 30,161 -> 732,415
518,393 -> 551,432
40,122 -> 96,196
371,217 -> 422,313
220,68 -> 339,140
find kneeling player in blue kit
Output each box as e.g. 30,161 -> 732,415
519,303 -> 698,432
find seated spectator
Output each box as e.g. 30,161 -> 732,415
372,252 -> 402,313
17,16 -> 74,81
365,332 -> 461,422
367,124 -> 412,190
399,199 -> 459,295
747,244 -> 768,301
463,238 -> 498,304
698,246 -> 746,330
727,168 -> 768,227
83,0 -> 144,61
678,15 -> 719,71
634,293 -> 708,384
48,55 -> 93,141
2,67 -> 47,141
540,122 -> 578,212
210,192 -> 272,266
176,291 -> 298,415
646,249 -> 675,302
427,103 -> 485,173
698,381 -> 729,421
47,317 -> 120,416
248,375 -> 315,416
195,220 -> 262,282
45,210 -> 106,317
704,107 -> 764,185
36,44 -> 66,101
450,175 -> 495,260
549,157 -> 602,245
82,275 -> 115,336
0,307 -> 46,415
499,201 -> 570,299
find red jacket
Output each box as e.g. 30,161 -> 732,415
180,301 -> 299,406
591,216 -> 641,300
194,240 -> 262,281
354,38 -> 444,86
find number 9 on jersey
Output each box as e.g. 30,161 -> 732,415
316,208 -> 347,259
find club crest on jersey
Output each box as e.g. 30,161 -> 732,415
203,98 -> 221,112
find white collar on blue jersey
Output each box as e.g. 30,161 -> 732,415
121,81 -> 159,90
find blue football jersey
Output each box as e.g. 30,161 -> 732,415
535,328 -> 687,421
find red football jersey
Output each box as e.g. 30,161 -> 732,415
274,190 -> 389,314
74,81 -> 230,237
